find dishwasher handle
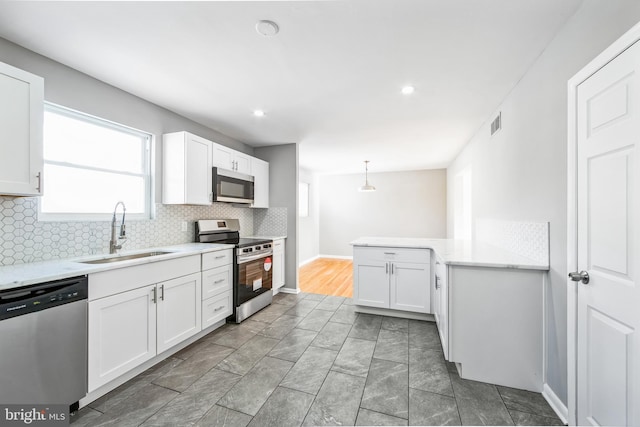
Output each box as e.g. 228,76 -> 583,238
0,276 -> 88,321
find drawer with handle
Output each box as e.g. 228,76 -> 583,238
354,246 -> 430,264
202,249 -> 232,270
202,290 -> 232,329
202,264 -> 232,299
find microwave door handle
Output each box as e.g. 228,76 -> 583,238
212,168 -> 217,201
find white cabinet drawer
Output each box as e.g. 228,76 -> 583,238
202,264 -> 232,299
202,291 -> 232,329
354,246 -> 430,264
202,249 -> 233,270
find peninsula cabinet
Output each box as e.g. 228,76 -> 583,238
0,61 -> 44,197
353,246 -> 431,314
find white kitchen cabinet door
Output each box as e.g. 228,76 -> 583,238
211,143 -> 234,171
88,284 -> 157,392
272,238 -> 285,290
390,262 -> 430,313
0,61 -> 44,197
163,132 -> 212,205
234,152 -> 251,174
156,272 -> 202,354
251,157 -> 269,208
202,290 -> 233,329
354,260 -> 389,308
212,143 -> 251,174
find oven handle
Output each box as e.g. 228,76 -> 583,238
237,251 -> 274,264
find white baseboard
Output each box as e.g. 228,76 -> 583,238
277,287 -> 300,294
318,254 -> 353,260
299,255 -> 320,267
542,383 -> 568,425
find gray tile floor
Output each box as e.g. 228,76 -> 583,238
71,292 -> 564,426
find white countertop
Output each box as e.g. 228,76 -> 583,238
350,237 -> 549,270
0,243 -> 234,292
247,235 -> 287,240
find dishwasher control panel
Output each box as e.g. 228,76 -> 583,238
0,276 -> 88,321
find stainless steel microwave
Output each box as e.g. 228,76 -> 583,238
213,167 -> 254,205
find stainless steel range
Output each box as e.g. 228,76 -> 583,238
195,219 -> 273,323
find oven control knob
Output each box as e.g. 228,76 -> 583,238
243,248 -> 252,253
255,246 -> 261,250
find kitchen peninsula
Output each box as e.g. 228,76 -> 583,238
351,236 -> 549,393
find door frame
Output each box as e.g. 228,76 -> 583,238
567,20 -> 640,427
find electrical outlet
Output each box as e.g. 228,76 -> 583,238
181,221 -> 188,232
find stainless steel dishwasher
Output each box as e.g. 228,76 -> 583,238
0,276 -> 88,407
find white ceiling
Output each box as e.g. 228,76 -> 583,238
0,1 -> 582,174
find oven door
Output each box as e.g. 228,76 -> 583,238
236,252 -> 273,306
213,167 -> 254,204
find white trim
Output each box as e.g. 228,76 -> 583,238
543,383 -> 569,425
299,255 -> 320,267
318,254 -> 353,260
566,20 -> 640,427
277,287 -> 300,294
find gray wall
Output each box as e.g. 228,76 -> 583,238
0,37 -> 257,265
447,0 -> 640,406
254,144 -> 299,290
299,168 -> 320,265
320,169 -> 447,257
0,37 -> 254,203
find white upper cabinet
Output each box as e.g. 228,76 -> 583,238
251,157 -> 269,208
212,143 -> 251,174
0,61 -> 44,197
163,131 -> 212,205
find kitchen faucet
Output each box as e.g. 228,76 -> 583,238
109,201 -> 127,254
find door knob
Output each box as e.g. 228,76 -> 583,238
568,270 -> 590,285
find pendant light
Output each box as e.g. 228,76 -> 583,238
358,160 -> 376,192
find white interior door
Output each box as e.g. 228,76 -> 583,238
576,40 -> 640,427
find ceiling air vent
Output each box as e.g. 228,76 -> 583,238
490,112 -> 502,136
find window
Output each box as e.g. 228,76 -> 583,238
299,182 -> 309,217
40,104 -> 152,220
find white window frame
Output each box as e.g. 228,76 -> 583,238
39,103 -> 153,222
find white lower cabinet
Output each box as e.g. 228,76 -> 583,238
272,238 -> 285,291
88,256 -> 205,393
201,249 -> 233,328
353,246 -> 431,314
88,284 -> 157,391
157,273 -> 202,354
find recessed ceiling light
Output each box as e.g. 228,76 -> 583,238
256,20 -> 279,37
401,86 -> 415,95
253,110 -> 265,117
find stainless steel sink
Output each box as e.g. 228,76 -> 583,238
79,251 -> 173,265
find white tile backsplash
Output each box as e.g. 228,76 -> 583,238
475,218 -> 549,265
0,196 -> 254,266
253,207 -> 287,237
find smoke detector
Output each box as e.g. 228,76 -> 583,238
256,20 -> 279,37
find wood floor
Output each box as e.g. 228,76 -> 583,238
299,258 -> 353,297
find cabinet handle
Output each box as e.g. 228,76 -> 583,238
159,285 -> 165,301
214,305 -> 225,312
435,276 -> 440,289
209,192 -> 213,202
214,279 -> 225,284
215,255 -> 225,259
386,263 -> 389,274
391,263 -> 394,274
384,252 -> 396,255
151,287 -> 157,304
36,172 -> 42,193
